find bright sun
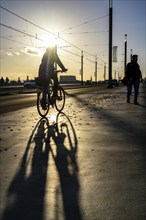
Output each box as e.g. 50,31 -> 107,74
44,34 -> 59,48
38,34 -> 59,56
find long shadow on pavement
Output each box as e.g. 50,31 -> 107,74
49,112 -> 82,220
2,118 -> 50,220
66,90 -> 146,148
66,89 -> 146,218
2,112 -> 82,220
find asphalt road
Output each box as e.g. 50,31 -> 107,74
0,85 -> 146,220
0,85 -> 108,114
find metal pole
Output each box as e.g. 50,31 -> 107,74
95,56 -> 97,83
124,34 -> 127,75
114,70 -> 116,79
81,50 -> 83,85
108,0 -> 113,88
104,63 -> 106,81
55,43 -> 57,70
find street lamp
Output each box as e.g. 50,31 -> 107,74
107,0 -> 113,88
124,34 -> 127,75
81,51 -> 84,85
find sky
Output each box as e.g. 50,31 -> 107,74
0,0 -> 146,81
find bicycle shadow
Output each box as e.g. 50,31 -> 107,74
2,117 -> 50,220
2,112 -> 82,220
49,112 -> 82,220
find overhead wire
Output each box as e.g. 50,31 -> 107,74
0,23 -> 44,42
0,35 -> 34,47
0,5 -> 107,66
60,14 -> 109,33
60,30 -> 108,35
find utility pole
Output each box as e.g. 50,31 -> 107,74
95,56 -> 97,83
81,51 -> 84,85
104,63 -> 106,81
108,0 -> 113,88
55,43 -> 57,70
114,70 -> 116,79
124,34 -> 127,75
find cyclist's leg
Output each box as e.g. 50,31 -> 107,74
51,72 -> 59,97
42,77 -> 50,108
40,87 -> 46,110
42,87 -> 46,101
37,90 -> 49,116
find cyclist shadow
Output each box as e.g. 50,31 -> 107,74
49,112 -> 82,220
2,117 -> 50,220
2,112 -> 82,220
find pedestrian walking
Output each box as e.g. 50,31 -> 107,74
125,54 -> 143,105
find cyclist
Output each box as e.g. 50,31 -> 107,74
38,47 -> 67,108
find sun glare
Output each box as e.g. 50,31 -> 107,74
43,35 -> 58,48
38,34 -> 60,56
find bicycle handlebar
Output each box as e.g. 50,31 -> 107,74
54,69 -> 68,73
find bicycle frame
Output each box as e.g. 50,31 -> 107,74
37,78 -> 65,117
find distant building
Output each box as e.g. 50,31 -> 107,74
60,75 -> 78,84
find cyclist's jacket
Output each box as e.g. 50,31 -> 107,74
39,49 -> 66,78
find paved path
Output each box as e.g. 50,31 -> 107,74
0,85 -> 146,220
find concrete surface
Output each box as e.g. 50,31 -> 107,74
0,85 -> 146,220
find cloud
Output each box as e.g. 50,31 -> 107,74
4,51 -> 21,56
7,52 -> 13,56
14,52 -> 21,56
22,47 -> 40,56
2,47 -> 41,57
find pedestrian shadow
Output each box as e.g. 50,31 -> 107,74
66,92 -> 146,147
134,103 -> 146,108
2,112 -> 82,220
126,102 -> 146,108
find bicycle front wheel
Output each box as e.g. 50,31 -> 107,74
37,91 -> 50,117
55,86 -> 65,112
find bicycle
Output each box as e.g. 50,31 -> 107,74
36,70 -> 66,117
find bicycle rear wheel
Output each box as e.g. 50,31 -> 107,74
37,91 -> 50,117
55,86 -> 65,112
